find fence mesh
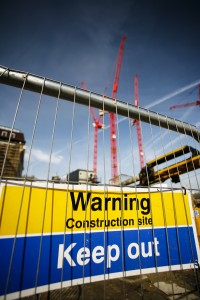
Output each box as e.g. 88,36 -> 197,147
0,66 -> 200,300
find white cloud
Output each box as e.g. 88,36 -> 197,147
26,148 -> 63,165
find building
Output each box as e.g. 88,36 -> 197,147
66,169 -> 96,184
0,126 -> 26,178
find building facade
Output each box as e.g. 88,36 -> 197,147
0,126 -> 26,178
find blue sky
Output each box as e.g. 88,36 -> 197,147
0,0 -> 200,188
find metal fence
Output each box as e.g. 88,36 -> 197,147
0,66 -> 200,300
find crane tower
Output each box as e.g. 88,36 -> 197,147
81,82 -> 103,182
110,36 -> 126,180
133,74 -> 145,169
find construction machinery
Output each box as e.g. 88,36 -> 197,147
121,145 -> 200,186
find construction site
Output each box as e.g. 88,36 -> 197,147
0,33 -> 200,300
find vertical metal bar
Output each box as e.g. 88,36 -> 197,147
164,118 -> 189,297
3,75 -> 28,298
115,101 -> 126,299
18,80 -> 45,299
148,112 -> 175,295
60,87 -> 77,297
81,90 -> 92,300
126,103 -> 144,297
34,82 -> 61,295
2,79 -> 45,298
145,111 -> 162,289
102,99 -> 108,300
174,119 -> 200,293
0,74 -> 27,181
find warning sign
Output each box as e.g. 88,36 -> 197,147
0,181 -> 199,299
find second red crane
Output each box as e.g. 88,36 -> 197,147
110,36 -> 126,180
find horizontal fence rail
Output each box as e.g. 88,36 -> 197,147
0,65 -> 200,300
0,66 -> 200,142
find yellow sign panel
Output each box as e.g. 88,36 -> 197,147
0,183 -> 192,236
0,181 -> 198,300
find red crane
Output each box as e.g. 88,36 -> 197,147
169,100 -> 200,110
132,74 -> 145,169
169,84 -> 200,110
110,35 -> 126,180
81,81 -> 103,181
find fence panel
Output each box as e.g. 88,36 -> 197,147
0,66 -> 200,299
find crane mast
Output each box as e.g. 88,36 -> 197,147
110,36 -> 126,180
134,74 -> 145,169
81,82 -> 103,181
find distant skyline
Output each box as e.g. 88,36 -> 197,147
0,0 -> 200,187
